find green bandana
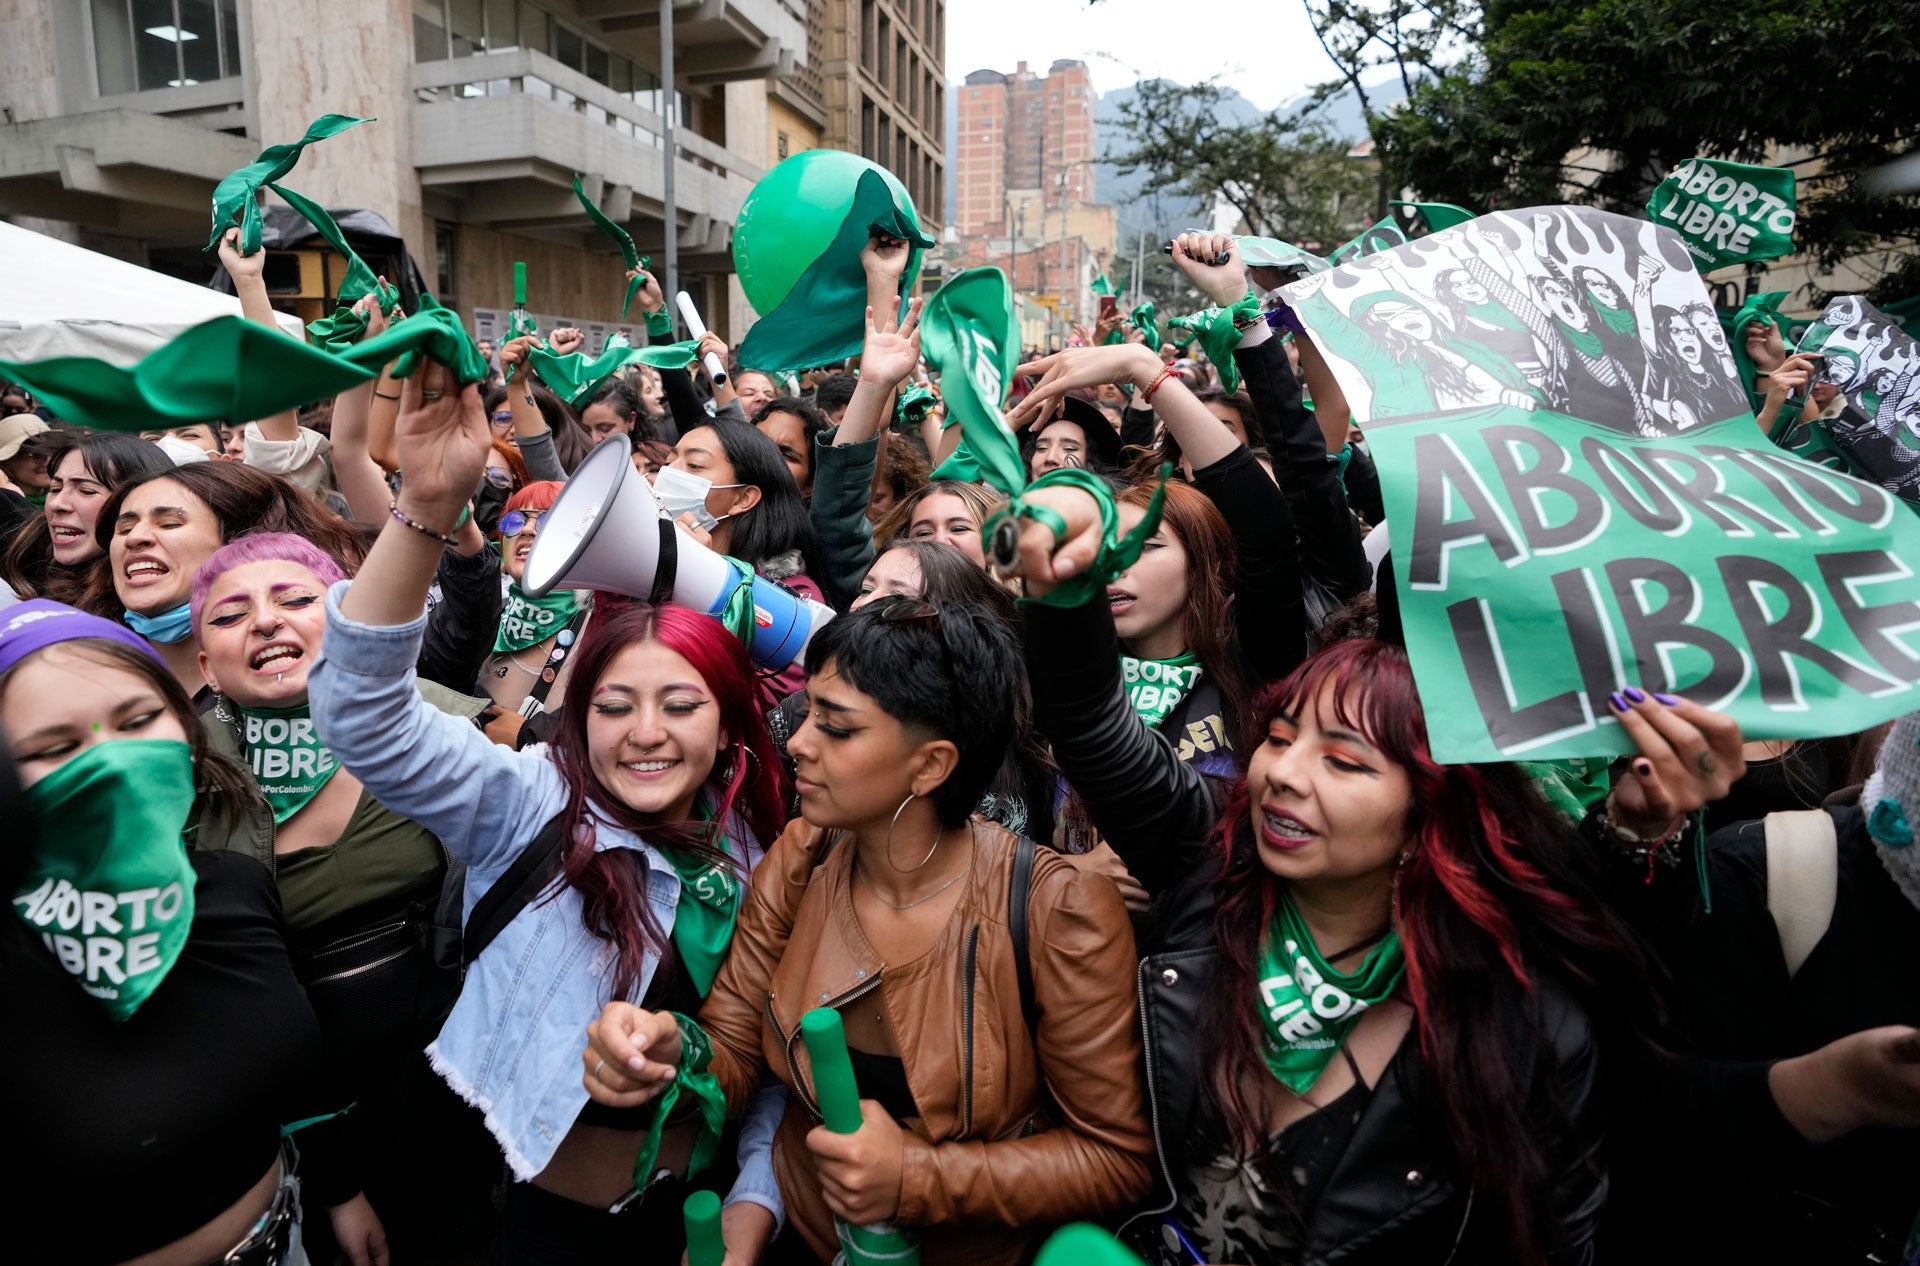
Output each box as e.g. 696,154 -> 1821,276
207,114 -> 370,255
572,175 -> 649,319
665,829 -> 742,996
895,383 -> 938,426
629,1012 -> 728,1194
1726,289 -> 1792,413
237,703 -> 341,825
1647,157 -> 1796,275
340,292 -> 488,385
271,183 -> 399,354
26,491 -> 46,508
13,739 -> 199,1021
923,266 -> 1027,496
0,316 -> 374,432
496,582 -> 582,654
1328,221 -> 1409,267
736,164 -> 935,372
1257,892 -> 1405,1094
1591,299 -> 1638,337
1557,318 -> 1605,360
1131,300 -> 1162,353
1090,272 -> 1119,298
528,332 -> 702,407
1122,653 -> 1201,728
1166,290 -> 1259,392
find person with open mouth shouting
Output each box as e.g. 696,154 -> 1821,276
1,431 -> 170,607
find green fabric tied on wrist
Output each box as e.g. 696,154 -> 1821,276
529,333 -> 703,407
644,309 -> 675,340
340,293 -> 488,384
207,114 -> 371,256
572,175 -> 649,320
271,183 -> 400,354
627,1013 -> 728,1195
715,556 -> 758,646
1166,290 -> 1258,392
0,317 -> 374,432
991,465 -> 1172,609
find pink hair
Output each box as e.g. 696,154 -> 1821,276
191,532 -> 348,630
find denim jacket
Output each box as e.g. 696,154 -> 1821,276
308,583 -> 785,1220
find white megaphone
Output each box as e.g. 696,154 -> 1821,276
521,436 -> 835,670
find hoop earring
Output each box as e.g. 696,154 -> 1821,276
718,742 -> 759,785
885,793 -> 940,873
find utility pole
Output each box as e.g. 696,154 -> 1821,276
661,0 -> 678,331
1054,168 -> 1067,341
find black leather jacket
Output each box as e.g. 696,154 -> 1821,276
1025,597 -> 1607,1265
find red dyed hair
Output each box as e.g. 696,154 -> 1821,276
1204,638 -> 1653,1263
504,479 -> 564,518
543,602 -> 788,1001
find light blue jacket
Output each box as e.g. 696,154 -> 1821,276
308,583 -> 785,1219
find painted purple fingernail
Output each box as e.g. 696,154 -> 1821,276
1608,692 -> 1628,713
1635,760 -> 1653,776
1654,692 -> 1681,705
1623,687 -> 1646,703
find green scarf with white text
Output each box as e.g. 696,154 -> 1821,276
237,702 -> 341,825
497,583 -> 583,654
1257,892 -> 1405,1094
1121,652 -> 1201,729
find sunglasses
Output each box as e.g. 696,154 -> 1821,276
484,467 -> 513,488
498,508 -> 552,537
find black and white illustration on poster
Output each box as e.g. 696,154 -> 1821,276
1282,206 -> 1752,437
1786,296 -> 1920,500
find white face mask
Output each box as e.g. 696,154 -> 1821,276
652,464 -> 742,532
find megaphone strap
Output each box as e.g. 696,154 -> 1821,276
650,519 -> 680,607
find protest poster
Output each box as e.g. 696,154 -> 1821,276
1646,157 -> 1796,274
1773,296 -> 1920,502
1283,206 -> 1920,764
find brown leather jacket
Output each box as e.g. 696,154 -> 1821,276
698,816 -> 1154,1265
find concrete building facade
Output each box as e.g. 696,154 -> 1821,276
0,0 -> 819,337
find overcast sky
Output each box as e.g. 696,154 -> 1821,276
944,0 -> 1339,110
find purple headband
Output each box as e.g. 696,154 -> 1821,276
0,599 -> 167,679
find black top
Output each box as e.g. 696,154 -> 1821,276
577,944 -> 707,1130
846,1047 -> 919,1122
4,851 -> 347,1265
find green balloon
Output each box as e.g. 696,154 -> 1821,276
733,149 -> 924,314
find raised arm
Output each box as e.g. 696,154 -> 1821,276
218,228 -> 302,444
327,293 -> 400,522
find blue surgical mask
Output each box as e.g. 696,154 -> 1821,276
124,602 -> 193,645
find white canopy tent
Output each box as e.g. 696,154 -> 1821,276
0,220 -> 307,367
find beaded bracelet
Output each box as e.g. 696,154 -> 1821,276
1140,365 -> 1184,406
389,498 -> 461,547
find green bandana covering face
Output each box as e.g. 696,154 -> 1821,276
735,157 -> 935,371
236,703 -> 341,825
1122,653 -> 1201,728
497,582 -> 582,653
207,114 -> 371,255
1647,157 -> 1796,274
1257,892 -> 1405,1094
665,825 -> 742,996
13,739 -> 199,1021
923,267 -> 1027,496
0,316 -> 375,433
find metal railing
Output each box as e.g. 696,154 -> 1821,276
411,49 -> 765,184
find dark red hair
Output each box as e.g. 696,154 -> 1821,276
1204,638 -> 1656,1263
544,602 -> 788,1000
504,479 -> 564,517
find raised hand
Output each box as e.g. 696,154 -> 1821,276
859,297 -> 923,390
548,326 -> 585,356
1170,231 -> 1249,307
989,482 -> 1108,599
1005,344 -> 1165,432
627,267 -> 666,314
391,358 -> 491,527
859,232 -> 912,286
217,226 -> 264,282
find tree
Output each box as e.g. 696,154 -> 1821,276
1105,79 -> 1377,253
1367,0 -> 1920,302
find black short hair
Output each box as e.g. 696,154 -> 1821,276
582,376 -> 645,429
803,597 -> 1020,828
813,372 -> 861,417
699,416 -> 826,580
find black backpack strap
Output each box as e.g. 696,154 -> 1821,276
463,814 -> 568,967
1010,833 -> 1039,1037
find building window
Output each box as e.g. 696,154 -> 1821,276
90,0 -> 242,94
777,130 -> 790,159
435,222 -> 458,301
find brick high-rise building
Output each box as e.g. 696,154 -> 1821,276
955,59 -> 1095,239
